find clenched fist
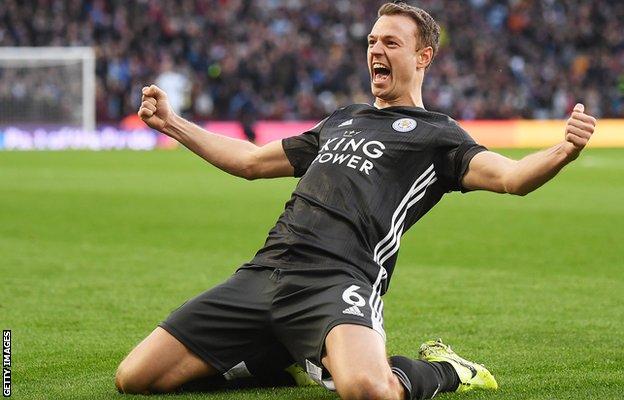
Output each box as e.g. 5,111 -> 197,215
563,103 -> 596,159
138,84 -> 174,132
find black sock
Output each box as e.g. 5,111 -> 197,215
390,356 -> 460,400
433,361 -> 460,392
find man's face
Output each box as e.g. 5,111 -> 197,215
367,15 -> 420,101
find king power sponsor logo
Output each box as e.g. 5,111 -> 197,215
312,136 -> 386,176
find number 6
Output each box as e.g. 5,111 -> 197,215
342,285 -> 365,307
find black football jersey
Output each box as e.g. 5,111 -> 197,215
247,104 -> 486,295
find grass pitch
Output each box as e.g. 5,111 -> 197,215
1,149 -> 622,399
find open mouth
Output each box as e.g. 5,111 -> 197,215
372,63 -> 391,83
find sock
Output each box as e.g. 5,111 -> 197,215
390,356 -> 460,400
433,361 -> 460,392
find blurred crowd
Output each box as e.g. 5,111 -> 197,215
0,0 -> 622,123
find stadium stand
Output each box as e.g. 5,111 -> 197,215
1,0 -> 622,122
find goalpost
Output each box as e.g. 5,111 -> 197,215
0,47 -> 96,132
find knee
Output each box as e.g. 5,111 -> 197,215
115,362 -> 177,395
337,373 -> 402,400
115,363 -> 149,394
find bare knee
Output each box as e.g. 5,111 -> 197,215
115,362 -> 150,394
115,327 -> 215,394
115,359 -> 177,395
325,325 -> 404,400
115,363 -> 137,394
337,373 -> 403,400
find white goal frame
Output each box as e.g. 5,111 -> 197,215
0,47 -> 96,132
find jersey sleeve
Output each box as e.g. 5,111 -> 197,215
435,122 -> 487,193
281,116 -> 328,177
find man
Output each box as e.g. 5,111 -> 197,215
115,2 -> 596,399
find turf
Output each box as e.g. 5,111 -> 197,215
1,148 -> 622,399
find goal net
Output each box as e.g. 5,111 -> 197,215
0,47 -> 95,132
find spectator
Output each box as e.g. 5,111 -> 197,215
155,55 -> 191,115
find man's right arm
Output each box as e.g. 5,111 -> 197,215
139,84 -> 294,180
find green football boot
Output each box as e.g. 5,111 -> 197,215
284,363 -> 318,387
419,339 -> 498,393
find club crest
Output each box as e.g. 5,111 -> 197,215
392,118 -> 417,132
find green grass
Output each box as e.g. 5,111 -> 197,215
1,149 -> 622,399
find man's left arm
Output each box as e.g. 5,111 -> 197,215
462,104 -> 597,195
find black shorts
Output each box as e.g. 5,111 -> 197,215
159,265 -> 385,387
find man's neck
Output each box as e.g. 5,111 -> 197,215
374,93 -> 424,109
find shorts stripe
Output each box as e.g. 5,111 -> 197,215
369,267 -> 386,340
